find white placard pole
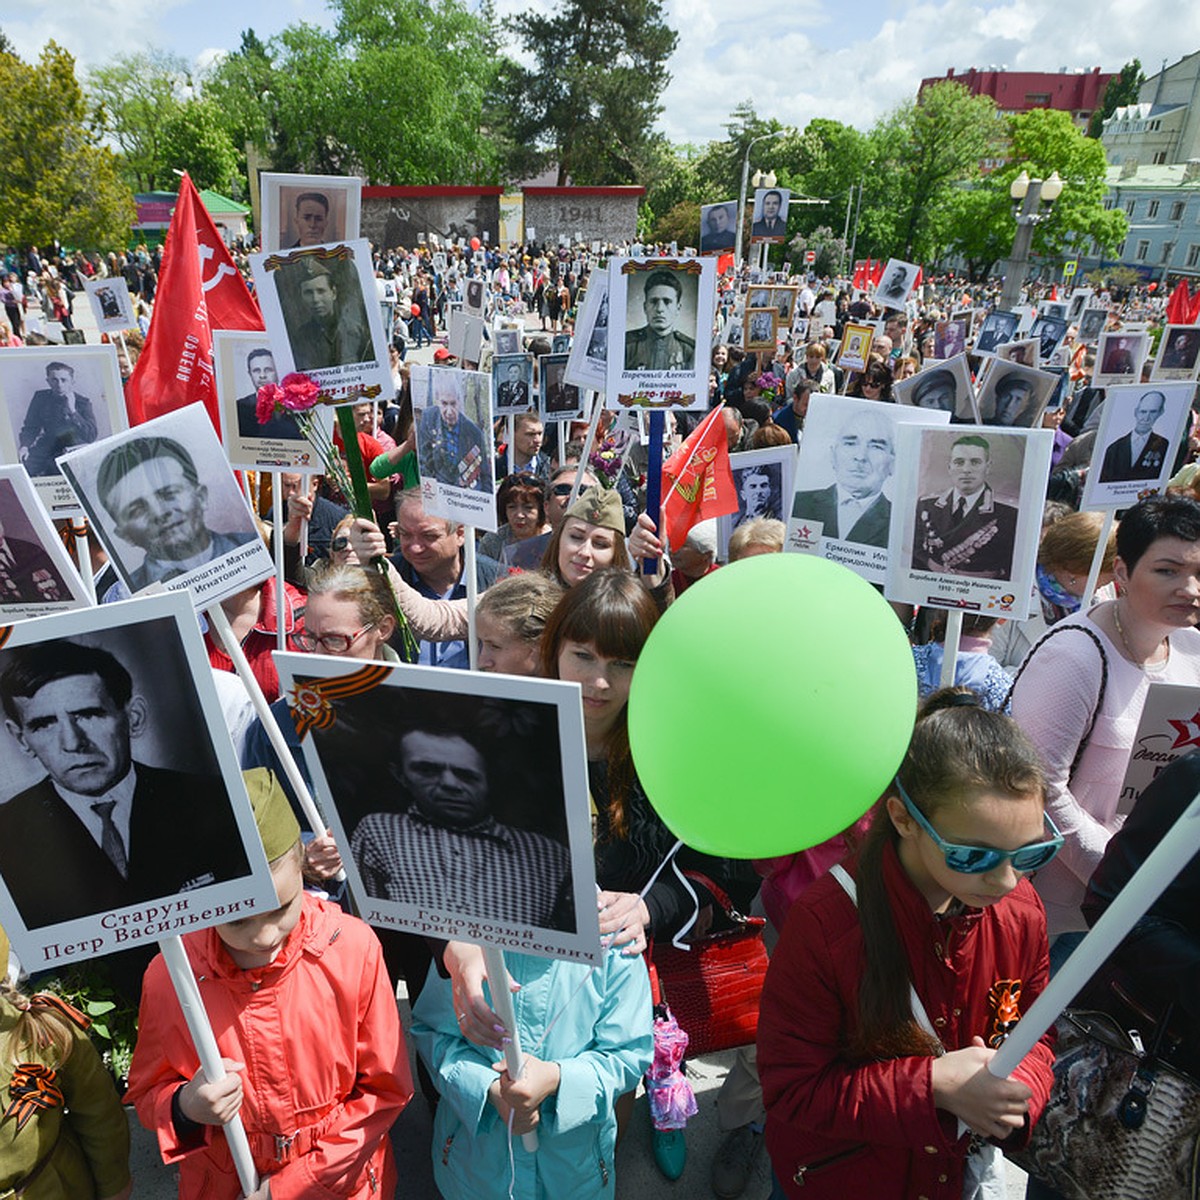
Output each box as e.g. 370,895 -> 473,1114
570,391 -> 604,507
939,609 -> 963,690
482,944 -> 538,1152
74,526 -> 96,606
205,604 -> 347,885
1080,509 -> 1116,610
159,936 -> 259,1196
272,473 -> 286,652
990,787 -> 1200,1078
464,533 -> 478,672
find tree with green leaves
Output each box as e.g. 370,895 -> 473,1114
0,41 -> 134,249
788,226 -> 847,278
1088,59 -> 1145,138
497,0 -> 677,186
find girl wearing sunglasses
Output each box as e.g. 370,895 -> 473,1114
758,690 -> 1057,1200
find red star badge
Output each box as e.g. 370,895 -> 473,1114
1167,709 -> 1200,749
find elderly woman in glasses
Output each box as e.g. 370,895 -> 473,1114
1010,495 -> 1200,970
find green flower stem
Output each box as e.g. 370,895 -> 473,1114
335,406 -> 374,520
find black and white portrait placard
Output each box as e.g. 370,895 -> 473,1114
82,279 -> 137,334
699,201 -> 737,255
606,256 -> 714,411
213,330 -> 333,472
275,655 -> 601,965
976,360 -> 1058,429
749,188 -> 791,244
894,354 -> 977,423
564,270 -> 608,392
1030,314 -> 1069,363
0,466 -> 89,620
718,444 -> 797,559
1066,287 -> 1093,325
874,258 -> 919,310
1076,306 -> 1109,345
0,591 -> 275,970
835,322 -> 877,371
538,353 -> 585,422
1081,382 -> 1194,510
1152,324 -> 1200,383
885,425 -> 1052,618
995,337 -> 1039,368
1093,330 -> 1150,389
973,310 -> 1021,357
0,345 -> 128,517
743,308 -> 777,352
410,364 -> 497,532
250,239 -> 390,405
259,172 -> 362,254
464,277 -> 486,319
493,326 -> 522,358
787,395 -> 950,585
492,353 -> 535,415
57,404 -> 272,609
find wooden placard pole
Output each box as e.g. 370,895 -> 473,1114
482,943 -> 538,1152
159,935 -> 259,1196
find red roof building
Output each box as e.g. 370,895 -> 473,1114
919,67 -> 1113,128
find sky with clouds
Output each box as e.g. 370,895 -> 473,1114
6,0 -> 1200,148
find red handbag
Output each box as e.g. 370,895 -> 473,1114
649,871 -> 769,1057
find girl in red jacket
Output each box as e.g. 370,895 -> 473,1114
758,690 -> 1058,1200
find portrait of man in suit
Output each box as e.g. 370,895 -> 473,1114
792,409 -> 894,548
734,463 -> 781,527
234,349 -> 304,441
700,203 -> 736,254
0,507 -> 68,606
19,361 -> 99,478
96,435 -> 258,589
0,640 -> 250,928
751,190 -> 788,242
911,434 -> 1019,579
1099,390 -> 1170,483
288,191 -> 330,248
495,361 -> 530,411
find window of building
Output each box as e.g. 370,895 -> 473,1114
1025,93 -> 1050,106
1154,152 -> 1168,164
1171,201 -> 1186,221
1162,242 -> 1175,264
1187,244 -> 1200,268
1148,200 -> 1160,218
1125,199 -> 1136,215
1136,240 -> 1150,261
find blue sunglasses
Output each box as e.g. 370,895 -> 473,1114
895,779 -> 1063,875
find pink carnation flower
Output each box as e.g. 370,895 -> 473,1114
280,373 -> 321,412
256,383 -> 284,425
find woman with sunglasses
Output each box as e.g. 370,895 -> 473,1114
1010,495 -> 1200,963
847,356 -> 894,402
758,690 -> 1057,1200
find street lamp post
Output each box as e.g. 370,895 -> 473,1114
735,130 -> 785,269
999,169 -> 1064,312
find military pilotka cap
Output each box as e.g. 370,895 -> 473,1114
242,768 -> 302,862
566,485 -> 624,533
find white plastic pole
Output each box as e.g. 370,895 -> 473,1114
571,391 -> 604,507
272,473 -> 286,653
159,936 -> 259,1196
1080,509 -> 1116,610
74,526 -> 96,606
990,786 -> 1200,1077
482,944 -> 538,1152
939,609 -> 963,690
464,533 -> 478,672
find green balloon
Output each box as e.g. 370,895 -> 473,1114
628,553 -> 916,858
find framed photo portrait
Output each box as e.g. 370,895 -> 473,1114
250,239 -> 390,405
1080,381 -> 1194,510
772,287 -> 798,325
719,445 -> 797,560
0,590 -> 275,969
1093,330 -> 1150,389
539,353 -> 585,422
973,310 -> 1021,357
214,330 -> 333,471
787,394 -> 950,585
0,344 -> 128,517
564,271 -> 608,392
0,466 -> 90,620
1030,315 -> 1068,363
874,258 -> 919,310
699,201 -> 737,255
493,327 -> 522,357
893,354 -> 977,423
464,277 -> 486,319
606,256 -> 715,411
410,364 -> 497,531
1151,324 -> 1200,383
975,361 -> 1058,429
275,655 -> 601,964
885,424 -> 1053,618
1066,288 -> 1093,325
749,189 -> 790,244
995,337 -> 1039,369
1037,300 -> 1068,324
492,353 -> 535,415
1076,307 -> 1109,346
743,308 -> 777,352
259,172 -> 362,254
932,318 -> 969,360
836,322 -> 877,372
57,403 -> 272,609
82,279 -> 136,334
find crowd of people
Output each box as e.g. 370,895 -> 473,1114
2,222 -> 1199,1200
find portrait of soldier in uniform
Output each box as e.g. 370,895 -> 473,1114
624,269 -> 696,372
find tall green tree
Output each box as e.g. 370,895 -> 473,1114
0,41 -> 134,248
160,100 -> 240,194
88,49 -> 192,191
498,0 -> 677,185
1088,59 -> 1145,138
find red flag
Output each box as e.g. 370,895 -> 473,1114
1190,291 -> 1200,325
717,252 -> 734,276
1166,281 -> 1190,324
870,260 -> 884,289
913,266 -> 924,290
852,259 -> 869,290
659,406 -> 737,553
1049,284 -> 1058,301
125,173 -> 263,428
